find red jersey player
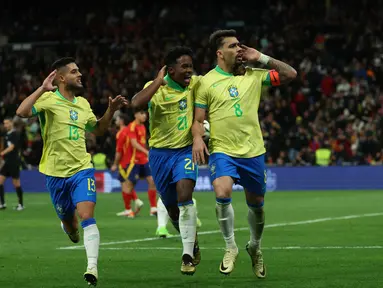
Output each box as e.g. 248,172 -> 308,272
111,110 -> 157,217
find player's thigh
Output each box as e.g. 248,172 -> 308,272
46,176 -> 75,221
209,153 -> 238,198
149,148 -> 173,202
140,163 -> 156,188
237,154 -> 266,206
69,169 -> 97,219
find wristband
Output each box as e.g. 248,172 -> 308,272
258,53 -> 270,65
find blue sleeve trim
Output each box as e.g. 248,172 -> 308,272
194,103 -> 207,109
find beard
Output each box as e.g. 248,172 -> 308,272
66,82 -> 85,96
233,62 -> 246,76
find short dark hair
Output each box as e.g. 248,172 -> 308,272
133,107 -> 146,115
3,117 -> 13,122
209,29 -> 237,52
119,113 -> 130,125
51,57 -> 76,70
164,46 -> 194,67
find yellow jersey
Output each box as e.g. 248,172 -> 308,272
147,74 -> 201,149
32,90 -> 98,177
195,65 -> 273,158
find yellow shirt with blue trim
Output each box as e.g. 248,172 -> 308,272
195,65 -> 272,158
147,74 -> 201,149
32,90 -> 98,177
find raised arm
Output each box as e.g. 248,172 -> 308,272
131,66 -> 167,108
240,44 -> 297,85
16,70 -> 57,118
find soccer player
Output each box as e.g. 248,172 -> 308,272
0,117 -> 24,210
16,57 -> 128,286
111,110 -> 157,217
131,46 -> 201,275
111,113 -> 144,218
192,30 -> 297,278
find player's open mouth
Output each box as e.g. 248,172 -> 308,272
76,79 -> 82,84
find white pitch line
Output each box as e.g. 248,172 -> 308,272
57,212 -> 383,250
97,246 -> 383,251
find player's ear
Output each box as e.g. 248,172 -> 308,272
168,66 -> 175,76
216,49 -> 223,60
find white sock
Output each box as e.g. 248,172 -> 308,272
83,224 -> 100,269
216,202 -> 237,250
157,197 -> 169,228
179,203 -> 196,257
248,206 -> 265,249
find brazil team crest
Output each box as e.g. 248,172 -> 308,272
228,85 -> 239,98
69,109 -> 78,121
179,99 -> 187,111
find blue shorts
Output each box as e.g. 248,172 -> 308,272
209,153 -> 266,196
118,163 -> 152,183
149,145 -> 198,206
46,168 -> 96,220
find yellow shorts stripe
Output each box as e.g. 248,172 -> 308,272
119,163 -> 135,180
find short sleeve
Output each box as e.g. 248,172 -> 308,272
85,103 -> 98,132
143,81 -> 153,89
194,79 -> 208,109
116,130 -> 127,153
127,124 -> 137,139
32,92 -> 52,116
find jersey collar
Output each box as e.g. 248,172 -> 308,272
164,74 -> 186,92
215,65 -> 233,76
55,89 -> 77,104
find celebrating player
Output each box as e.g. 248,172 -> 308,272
16,57 -> 128,286
192,30 -> 297,278
0,117 -> 24,210
131,46 -> 201,275
111,110 -> 157,217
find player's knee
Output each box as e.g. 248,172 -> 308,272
213,183 -> 232,199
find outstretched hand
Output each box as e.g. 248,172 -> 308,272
41,70 -> 58,92
109,95 -> 129,112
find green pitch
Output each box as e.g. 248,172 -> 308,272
1,190 -> 383,288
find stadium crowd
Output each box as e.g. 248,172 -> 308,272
1,1 -> 382,167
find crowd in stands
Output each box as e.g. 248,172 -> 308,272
1,1 -> 382,167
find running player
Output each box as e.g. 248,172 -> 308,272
111,113 -> 144,218
0,117 -> 24,210
111,110 -> 157,217
131,46 -> 201,275
192,29 -> 297,278
16,57 -> 128,286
